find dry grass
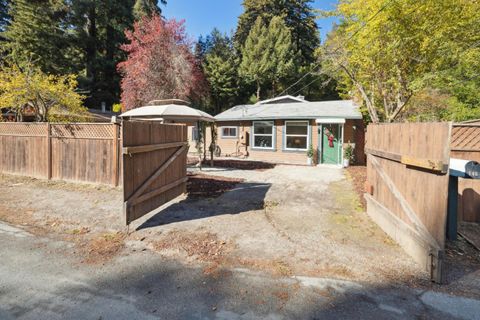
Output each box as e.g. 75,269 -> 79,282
0,203 -> 126,264
77,232 -> 126,264
345,166 -> 367,210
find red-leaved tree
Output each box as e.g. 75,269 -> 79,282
118,16 -> 206,110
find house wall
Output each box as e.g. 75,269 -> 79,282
213,119 -> 365,165
185,119 -> 365,165
186,121 -> 212,155
344,119 -> 366,165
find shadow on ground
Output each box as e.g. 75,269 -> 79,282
2,249 -> 475,320
137,180 -> 271,230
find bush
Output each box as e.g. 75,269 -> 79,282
306,143 -> 315,158
344,144 -> 354,161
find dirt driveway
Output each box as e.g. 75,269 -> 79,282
132,165 -> 423,283
0,165 -> 422,284
3,165 -> 480,319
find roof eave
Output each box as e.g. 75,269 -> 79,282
215,115 -> 363,122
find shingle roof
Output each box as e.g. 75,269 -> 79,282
215,100 -> 362,121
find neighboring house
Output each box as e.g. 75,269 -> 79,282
206,95 -> 365,166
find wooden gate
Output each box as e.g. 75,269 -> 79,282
365,123 -> 452,283
122,121 -> 188,225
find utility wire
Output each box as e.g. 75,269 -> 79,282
276,0 -> 396,98
283,0 -> 431,97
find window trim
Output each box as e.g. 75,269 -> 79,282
252,121 -> 275,150
220,126 -> 238,139
284,121 -> 310,151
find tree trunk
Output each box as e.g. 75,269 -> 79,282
104,4 -> 115,108
86,5 -> 97,83
339,64 -> 380,123
256,80 -> 261,101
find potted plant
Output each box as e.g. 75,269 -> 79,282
343,144 -> 354,167
306,143 -> 315,166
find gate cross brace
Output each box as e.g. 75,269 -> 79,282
369,155 -> 441,250
125,144 -> 187,206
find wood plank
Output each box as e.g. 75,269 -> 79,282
113,124 -> 120,186
401,156 -> 448,173
46,123 -> 52,179
122,141 -> 186,155
128,177 -> 188,207
126,145 -> 187,203
365,147 -> 402,162
366,147 -> 448,173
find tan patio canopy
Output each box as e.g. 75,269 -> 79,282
120,99 -> 215,123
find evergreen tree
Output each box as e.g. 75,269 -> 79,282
201,29 -> 238,114
2,0 -> 74,74
239,16 -> 297,100
133,0 -> 166,20
235,0 -> 319,66
71,0 -> 136,109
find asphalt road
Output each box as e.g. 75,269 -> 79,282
1,222 -> 479,320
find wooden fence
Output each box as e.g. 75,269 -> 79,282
451,124 -> 480,223
0,122 -> 121,185
122,121 -> 187,225
365,122 -> 452,283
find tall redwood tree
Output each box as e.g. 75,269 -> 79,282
118,16 -> 206,110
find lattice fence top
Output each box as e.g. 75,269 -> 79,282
51,123 -> 114,139
451,125 -> 480,151
0,123 -> 47,136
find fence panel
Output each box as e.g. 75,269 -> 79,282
365,122 -> 452,283
50,123 -> 118,185
0,122 -> 120,185
0,123 -> 48,178
451,124 -> 480,223
122,121 -> 187,225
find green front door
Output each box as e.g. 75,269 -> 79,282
321,124 -> 341,164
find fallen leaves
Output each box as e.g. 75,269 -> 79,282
154,229 -> 232,264
79,232 -> 126,264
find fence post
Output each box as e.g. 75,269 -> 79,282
113,123 -> 120,186
46,123 -> 52,180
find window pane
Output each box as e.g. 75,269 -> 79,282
286,136 -> 307,149
254,135 -> 273,148
286,122 -> 308,135
222,127 -> 237,137
254,122 -> 273,134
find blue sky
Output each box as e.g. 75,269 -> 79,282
162,0 -> 338,43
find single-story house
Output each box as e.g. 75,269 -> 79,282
188,95 -> 365,166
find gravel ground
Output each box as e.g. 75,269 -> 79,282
0,165 -> 478,294
3,224 -> 480,320
1,166 -> 480,319
147,165 -> 422,284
